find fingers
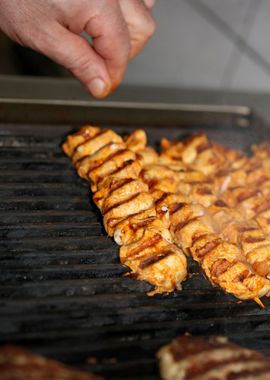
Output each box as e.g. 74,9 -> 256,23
0,0 -> 155,98
85,0 -> 131,92
119,0 -> 156,59
35,22 -> 112,98
143,0 -> 156,9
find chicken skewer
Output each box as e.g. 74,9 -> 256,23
163,135 -> 270,303
63,126 -> 187,295
142,134 -> 270,304
63,126 -> 270,302
188,138 -> 270,281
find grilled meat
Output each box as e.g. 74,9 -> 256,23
0,345 -> 102,380
64,127 -> 270,302
145,134 -> 270,303
157,334 -> 270,380
63,126 -> 187,295
169,202 -> 269,303
200,139 -> 270,282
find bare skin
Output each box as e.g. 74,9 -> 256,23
0,0 -> 156,97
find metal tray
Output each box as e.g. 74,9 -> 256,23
1,98 -> 270,380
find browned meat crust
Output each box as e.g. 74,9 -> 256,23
157,334 -> 270,380
0,345 -> 103,380
143,134 -> 270,304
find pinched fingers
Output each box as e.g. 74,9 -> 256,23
85,0 -> 131,92
0,0 -> 155,98
35,22 -> 112,98
119,0 -> 156,59
143,0 -> 156,9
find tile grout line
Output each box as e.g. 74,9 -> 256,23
220,0 -> 262,88
185,0 -> 270,78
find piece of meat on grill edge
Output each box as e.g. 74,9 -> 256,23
157,334 -> 270,380
0,345 -> 103,380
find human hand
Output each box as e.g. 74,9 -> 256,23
0,0 -> 155,98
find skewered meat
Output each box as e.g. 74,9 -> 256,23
157,334 -> 270,380
63,126 -> 270,303
145,134 -> 270,304
0,345 -> 103,380
63,126 -> 187,295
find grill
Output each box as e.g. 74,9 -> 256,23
1,99 -> 270,380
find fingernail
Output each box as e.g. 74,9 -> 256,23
89,78 -> 107,98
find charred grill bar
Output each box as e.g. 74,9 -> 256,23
1,89 -> 270,379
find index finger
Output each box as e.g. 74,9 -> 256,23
85,1 -> 131,91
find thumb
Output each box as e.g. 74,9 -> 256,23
37,22 -> 112,98
143,0 -> 156,8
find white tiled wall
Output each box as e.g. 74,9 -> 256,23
124,0 -> 270,92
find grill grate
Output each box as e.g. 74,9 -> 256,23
1,122 -> 270,379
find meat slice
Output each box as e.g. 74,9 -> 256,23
0,345 -> 103,380
157,335 -> 270,380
